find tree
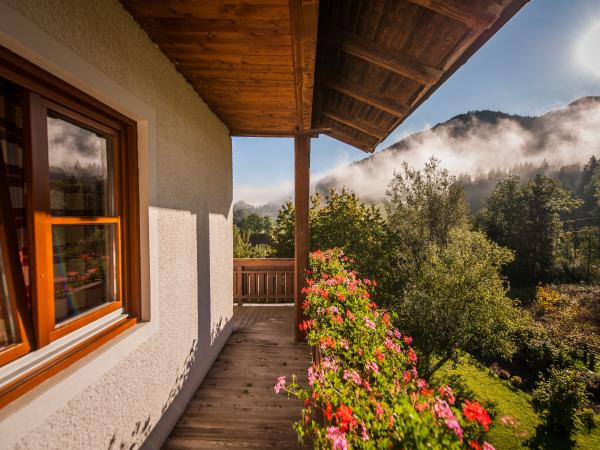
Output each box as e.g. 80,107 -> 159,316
311,190 -> 389,283
271,190 -> 395,300
478,174 -> 581,285
234,212 -> 273,246
233,224 -> 273,258
532,367 -> 590,435
399,228 -> 519,376
271,200 -> 300,258
384,157 -> 469,268
575,156 -> 600,219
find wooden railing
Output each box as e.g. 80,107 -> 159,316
233,258 -> 294,304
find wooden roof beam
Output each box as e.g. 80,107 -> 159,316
407,0 -> 503,33
289,0 -> 319,131
322,30 -> 442,86
321,106 -> 387,138
319,75 -> 410,117
323,126 -> 377,153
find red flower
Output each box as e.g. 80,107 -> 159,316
336,292 -> 346,301
301,299 -> 310,310
382,313 -> 390,326
299,320 -> 314,331
469,441 -> 482,450
374,348 -> 385,362
404,335 -> 413,345
408,348 -> 417,363
334,405 -> 357,432
320,336 -> 337,349
462,401 -> 492,431
324,402 -> 333,421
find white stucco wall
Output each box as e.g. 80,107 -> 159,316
0,1 -> 234,449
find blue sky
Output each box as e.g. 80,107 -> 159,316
233,0 -> 600,205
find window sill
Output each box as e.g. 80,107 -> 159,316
0,311 -> 136,408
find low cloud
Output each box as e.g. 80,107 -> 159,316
235,98 -> 600,207
317,98 -> 600,200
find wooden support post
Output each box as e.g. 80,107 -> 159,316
294,134 -> 310,342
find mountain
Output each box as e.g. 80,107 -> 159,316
315,96 -> 600,209
233,201 -> 281,221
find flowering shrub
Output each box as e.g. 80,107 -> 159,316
534,285 -> 562,313
275,249 -> 495,449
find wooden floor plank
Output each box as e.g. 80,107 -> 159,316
163,305 -> 310,449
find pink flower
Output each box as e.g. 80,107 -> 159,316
273,376 -> 286,394
393,329 -> 402,339
322,357 -> 339,372
339,339 -> 349,350
434,398 -> 463,442
364,317 -> 376,330
308,366 -> 318,386
375,402 -> 384,419
326,426 -> 348,450
483,443 -> 495,450
365,361 -> 379,375
384,337 -> 394,350
446,417 -> 464,442
361,422 -> 369,441
411,367 -> 418,379
439,385 -> 456,405
362,380 -> 372,392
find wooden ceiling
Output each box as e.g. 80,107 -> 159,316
121,0 -> 528,152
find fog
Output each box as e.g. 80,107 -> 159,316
235,98 -> 600,206
316,98 -> 600,201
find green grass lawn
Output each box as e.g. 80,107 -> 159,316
433,355 -> 600,449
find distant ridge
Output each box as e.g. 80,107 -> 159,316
315,96 -> 600,206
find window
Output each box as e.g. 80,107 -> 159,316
0,46 -> 140,406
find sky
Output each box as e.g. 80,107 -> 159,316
233,0 -> 600,206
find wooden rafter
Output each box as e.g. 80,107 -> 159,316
319,75 -> 410,117
325,126 -> 377,153
289,0 -> 319,130
321,106 -> 386,138
322,30 -> 442,86
407,0 -> 504,33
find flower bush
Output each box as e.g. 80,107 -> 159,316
275,249 -> 495,449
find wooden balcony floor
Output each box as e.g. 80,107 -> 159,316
163,305 -> 311,449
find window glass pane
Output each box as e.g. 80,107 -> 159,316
52,224 -> 118,324
0,242 -> 18,350
47,114 -> 114,216
0,77 -> 29,307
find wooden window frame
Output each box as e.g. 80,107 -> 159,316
0,45 -> 141,407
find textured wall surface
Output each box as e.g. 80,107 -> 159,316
0,0 -> 233,448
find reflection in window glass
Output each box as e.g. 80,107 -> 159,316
47,115 -> 114,217
52,224 -> 118,324
0,244 -> 18,350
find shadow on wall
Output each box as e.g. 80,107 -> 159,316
136,164 -> 233,450
108,339 -> 200,450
